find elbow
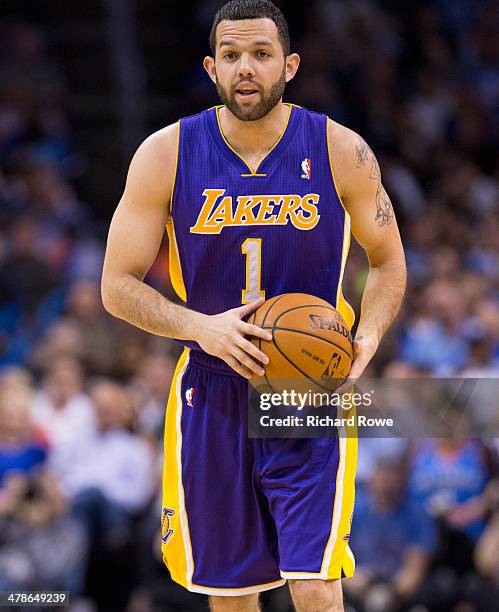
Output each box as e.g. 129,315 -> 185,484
101,276 -> 119,316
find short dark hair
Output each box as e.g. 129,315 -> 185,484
209,0 -> 290,57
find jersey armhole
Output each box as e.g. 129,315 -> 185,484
325,117 -> 349,215
167,120 -> 181,222
326,117 -> 356,329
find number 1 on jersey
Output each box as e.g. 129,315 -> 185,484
241,238 -> 266,304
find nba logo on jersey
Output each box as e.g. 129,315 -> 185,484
185,387 -> 195,407
301,158 -> 311,179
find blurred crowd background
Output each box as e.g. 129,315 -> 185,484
1,1 -> 499,611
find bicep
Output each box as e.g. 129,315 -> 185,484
104,193 -> 167,282
347,170 -> 404,267
329,121 -> 404,267
103,126 -> 177,282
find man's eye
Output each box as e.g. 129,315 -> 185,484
257,51 -> 270,58
224,52 -> 236,60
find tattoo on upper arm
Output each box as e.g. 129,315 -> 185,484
355,143 -> 369,168
375,185 -> 394,227
357,137 -> 394,227
369,155 -> 380,181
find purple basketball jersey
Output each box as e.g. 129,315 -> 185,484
167,103 -> 354,329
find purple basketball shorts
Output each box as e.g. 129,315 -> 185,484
161,348 -> 357,596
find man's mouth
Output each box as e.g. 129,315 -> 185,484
235,86 -> 259,98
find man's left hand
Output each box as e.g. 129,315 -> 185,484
336,335 -> 378,394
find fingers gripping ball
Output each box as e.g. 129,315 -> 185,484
247,293 -> 353,394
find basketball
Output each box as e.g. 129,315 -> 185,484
247,293 -> 353,394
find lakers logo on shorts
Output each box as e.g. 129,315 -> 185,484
161,505 -> 175,544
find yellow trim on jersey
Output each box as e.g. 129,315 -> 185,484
165,120 -> 187,302
326,117 -> 356,329
215,103 -> 292,175
336,214 -> 356,329
168,120 -> 181,219
326,117 -> 348,214
162,348 -> 191,588
166,221 -> 187,302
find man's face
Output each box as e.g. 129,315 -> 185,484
210,18 -> 287,121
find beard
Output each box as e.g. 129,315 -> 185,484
216,66 -> 286,121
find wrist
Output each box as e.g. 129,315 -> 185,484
182,309 -> 209,342
354,331 -> 380,350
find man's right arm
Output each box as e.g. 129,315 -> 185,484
101,123 -> 270,378
101,123 -> 199,339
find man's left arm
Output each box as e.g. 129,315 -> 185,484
328,119 -> 407,389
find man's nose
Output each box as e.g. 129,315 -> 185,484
238,53 -> 255,78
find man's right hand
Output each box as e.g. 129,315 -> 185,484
195,298 -> 272,379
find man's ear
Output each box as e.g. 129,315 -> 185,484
203,56 -> 217,84
285,53 -> 300,83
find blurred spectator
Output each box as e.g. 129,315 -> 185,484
65,380 -> 155,611
30,356 -> 94,442
111,327 -> 153,380
63,279 -> 118,376
28,318 -> 83,373
475,479 -> 499,584
0,386 -> 46,486
23,163 -> 87,232
68,380 -> 154,526
0,365 -> 33,395
408,438 -> 492,546
460,319 -> 499,431
345,458 -> 436,612
0,19 -> 71,169
0,470 -> 87,593
0,215 -> 60,314
401,280 -> 470,374
130,353 -> 177,443
465,297 -> 499,367
30,356 -> 96,490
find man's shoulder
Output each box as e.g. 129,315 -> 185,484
327,119 -> 363,161
127,122 -> 180,193
325,119 -> 376,202
140,106 -> 215,159
141,122 -> 179,159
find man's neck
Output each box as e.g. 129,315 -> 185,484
219,101 -> 290,171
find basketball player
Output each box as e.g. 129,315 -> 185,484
101,1 -> 406,610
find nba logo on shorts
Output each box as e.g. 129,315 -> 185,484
185,386 -> 195,407
301,158 -> 311,180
